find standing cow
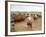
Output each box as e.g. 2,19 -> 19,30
26,16 -> 33,29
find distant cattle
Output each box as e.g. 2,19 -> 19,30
37,14 -> 42,18
33,15 -> 38,20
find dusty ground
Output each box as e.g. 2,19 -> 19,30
13,17 -> 42,32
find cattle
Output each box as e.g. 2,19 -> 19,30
33,14 -> 38,20
37,14 -> 42,18
26,16 -> 33,29
14,14 -> 26,22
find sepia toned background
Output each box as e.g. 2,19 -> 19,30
10,11 -> 42,32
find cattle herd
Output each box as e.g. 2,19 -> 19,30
11,12 -> 42,32
11,12 -> 41,22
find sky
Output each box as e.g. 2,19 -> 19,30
10,3 -> 43,12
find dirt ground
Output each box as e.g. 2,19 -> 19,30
14,17 -> 42,32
